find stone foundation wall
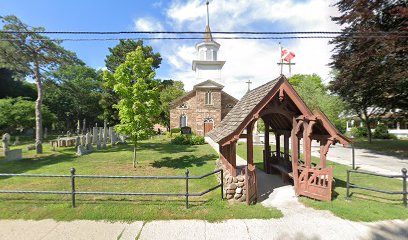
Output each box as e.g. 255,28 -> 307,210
216,160 -> 247,203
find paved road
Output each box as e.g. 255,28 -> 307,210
247,134 -> 408,175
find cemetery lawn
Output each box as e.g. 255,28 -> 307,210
354,139 -> 408,158
0,137 -> 282,222
236,142 -> 408,222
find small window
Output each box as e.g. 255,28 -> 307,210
205,91 -> 212,105
180,115 -> 188,128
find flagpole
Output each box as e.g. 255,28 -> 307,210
279,42 -> 283,75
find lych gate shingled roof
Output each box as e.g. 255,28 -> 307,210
208,76 -> 282,143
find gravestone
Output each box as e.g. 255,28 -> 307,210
2,133 -> 10,154
81,135 -> 86,146
110,127 -> 116,145
96,139 -> 101,150
86,132 -> 91,145
119,135 -> 127,144
5,149 -> 22,161
76,145 -> 86,156
75,136 -> 81,147
13,136 -> 20,145
92,127 -> 98,144
99,127 -> 103,142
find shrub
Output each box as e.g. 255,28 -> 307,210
171,134 -> 205,145
170,128 -> 181,134
350,126 -> 367,138
373,124 -> 395,139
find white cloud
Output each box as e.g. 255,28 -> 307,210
134,17 -> 164,31
135,0 -> 340,98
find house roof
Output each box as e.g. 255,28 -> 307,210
208,75 -> 351,145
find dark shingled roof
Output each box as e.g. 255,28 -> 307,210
208,76 -> 282,143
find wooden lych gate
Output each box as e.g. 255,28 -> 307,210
208,75 -> 350,204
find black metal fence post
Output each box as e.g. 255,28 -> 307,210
185,168 -> 189,209
220,169 -> 224,200
351,143 -> 355,170
346,170 -> 350,200
70,168 -> 76,208
402,168 -> 407,208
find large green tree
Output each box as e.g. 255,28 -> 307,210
289,74 -> 347,132
0,15 -> 80,153
104,47 -> 160,168
329,0 -> 408,142
102,40 -> 162,125
44,65 -> 103,130
0,68 -> 36,100
0,98 -> 56,134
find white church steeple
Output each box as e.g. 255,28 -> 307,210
192,1 -> 225,82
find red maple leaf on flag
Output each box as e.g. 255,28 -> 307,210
281,47 -> 295,62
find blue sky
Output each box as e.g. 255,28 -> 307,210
1,0 -> 340,98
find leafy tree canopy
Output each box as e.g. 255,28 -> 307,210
0,68 -> 36,100
104,47 -> 161,167
44,65 -> 103,130
158,80 -> 185,128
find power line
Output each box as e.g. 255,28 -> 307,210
0,30 -> 405,35
0,34 -> 406,42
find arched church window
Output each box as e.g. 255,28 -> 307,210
180,114 -> 188,128
205,91 -> 212,105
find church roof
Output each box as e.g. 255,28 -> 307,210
208,76 -> 281,143
193,79 -> 224,89
208,75 -> 350,145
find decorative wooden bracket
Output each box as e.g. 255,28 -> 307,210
294,119 -> 303,136
279,88 -> 284,102
321,137 -> 336,158
307,120 -> 317,138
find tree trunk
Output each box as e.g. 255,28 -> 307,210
133,141 -> 137,168
362,110 -> 372,143
34,59 -> 43,154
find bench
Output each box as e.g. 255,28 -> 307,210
270,163 -> 293,183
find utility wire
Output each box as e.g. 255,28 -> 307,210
0,34 -> 406,42
0,30 -> 405,35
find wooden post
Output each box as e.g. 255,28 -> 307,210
247,121 -> 254,169
291,118 -> 299,192
264,119 -> 270,173
303,121 -> 312,167
284,133 -> 290,161
275,133 -> 281,158
320,139 -> 327,168
230,142 -> 237,176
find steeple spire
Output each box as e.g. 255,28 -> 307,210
204,1 -> 213,42
206,1 -> 210,27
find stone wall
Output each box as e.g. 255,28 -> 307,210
216,159 -> 247,203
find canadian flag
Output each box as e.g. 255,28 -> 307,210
281,47 -> 295,62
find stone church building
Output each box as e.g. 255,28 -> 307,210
169,25 -> 238,136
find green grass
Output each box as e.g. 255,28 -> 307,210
0,136 -> 281,222
236,142 -> 408,222
354,139 -> 408,158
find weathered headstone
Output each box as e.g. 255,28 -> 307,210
92,127 -> 98,144
76,145 -> 86,156
103,120 -> 108,148
75,136 -> 81,147
13,136 -> 20,146
82,119 -> 86,134
5,149 -> 22,161
99,127 -> 103,142
96,139 -> 101,150
110,127 -> 116,145
2,133 -> 10,154
86,132 -> 91,145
